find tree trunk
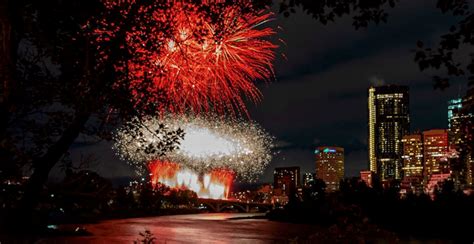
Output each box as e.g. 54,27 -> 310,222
0,0 -> 12,107
0,0 -> 20,180
22,110 -> 91,210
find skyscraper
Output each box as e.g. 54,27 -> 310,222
368,85 -> 410,180
315,146 -> 344,191
461,88 -> 474,186
401,133 -> 424,193
423,129 -> 449,177
302,172 -> 315,187
448,98 -> 464,147
273,167 -> 300,196
401,134 -> 424,178
447,97 -> 471,187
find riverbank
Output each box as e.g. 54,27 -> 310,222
2,212 -> 457,243
0,207 -> 203,237
18,213 -> 325,243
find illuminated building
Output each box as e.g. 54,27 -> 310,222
401,134 -> 424,178
368,85 -> 410,180
401,133 -> 424,194
315,147 -> 344,191
360,170 -> 374,187
303,172 -> 315,187
448,97 -> 471,187
273,167 -> 300,196
448,98 -> 463,138
425,173 -> 451,197
423,129 -> 449,178
401,176 -> 423,195
461,88 -> 474,186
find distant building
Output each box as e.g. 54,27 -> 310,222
448,98 -> 464,146
448,98 -> 463,128
401,134 -> 424,178
461,88 -> 474,186
423,129 -> 449,177
315,147 -> 344,191
273,166 -> 300,196
368,85 -> 410,180
302,172 -> 315,187
401,176 -> 424,195
447,90 -> 474,188
360,170 -> 374,187
448,98 -> 467,187
425,173 -> 451,197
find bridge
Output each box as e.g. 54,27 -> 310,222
197,198 -> 273,213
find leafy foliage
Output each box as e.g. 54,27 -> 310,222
0,0 -> 272,209
120,117 -> 185,157
415,2 -> 474,89
280,0 -> 474,89
134,230 -> 156,244
279,0 -> 398,29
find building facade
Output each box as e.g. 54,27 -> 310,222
360,170 -> 374,187
302,172 -> 315,187
401,134 -> 424,178
273,167 -> 300,196
448,98 -> 466,149
448,97 -> 471,187
423,129 -> 449,178
315,147 -> 344,191
461,88 -> 474,186
368,85 -> 410,180
448,98 -> 463,128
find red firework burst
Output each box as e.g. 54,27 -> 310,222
87,1 -> 277,115
148,160 -> 234,199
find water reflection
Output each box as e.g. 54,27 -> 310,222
45,213 -> 321,243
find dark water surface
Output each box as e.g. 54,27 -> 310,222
40,213 -> 322,243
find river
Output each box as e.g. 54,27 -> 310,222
42,213 -> 322,243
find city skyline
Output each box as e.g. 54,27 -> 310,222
64,81 -> 469,185
59,1 -> 471,184
2,1 -> 474,242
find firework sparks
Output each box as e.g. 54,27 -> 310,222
87,1 -> 277,115
149,161 -> 233,199
113,114 -> 274,182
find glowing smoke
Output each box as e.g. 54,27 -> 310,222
113,114 -> 274,199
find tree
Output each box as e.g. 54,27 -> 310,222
139,183 -> 160,211
1,0 -> 276,216
114,187 -> 131,210
302,178 -> 326,202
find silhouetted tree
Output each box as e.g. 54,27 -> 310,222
280,0 -> 474,89
302,178 -> 326,202
114,187 -> 133,211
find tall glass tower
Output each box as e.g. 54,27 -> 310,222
368,85 -> 410,180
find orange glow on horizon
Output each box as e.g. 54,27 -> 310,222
149,160 -> 234,200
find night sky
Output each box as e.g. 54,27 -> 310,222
58,0 -> 470,184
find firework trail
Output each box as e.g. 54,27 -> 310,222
87,1 -> 277,115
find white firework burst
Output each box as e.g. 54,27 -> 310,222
113,114 -> 274,181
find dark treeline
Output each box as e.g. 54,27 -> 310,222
267,178 -> 474,242
0,170 -> 199,233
